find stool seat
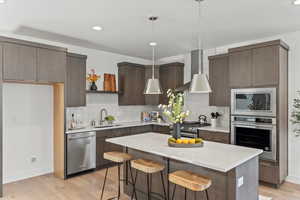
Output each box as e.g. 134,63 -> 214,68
131,159 -> 165,174
103,151 -> 133,163
169,170 -> 212,192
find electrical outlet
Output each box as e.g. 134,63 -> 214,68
31,157 -> 37,163
238,176 -> 244,188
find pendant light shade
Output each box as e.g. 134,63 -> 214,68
144,78 -> 162,94
190,74 -> 211,93
190,0 -> 212,94
144,16 -> 162,95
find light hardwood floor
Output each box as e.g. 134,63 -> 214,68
1,166 -> 300,200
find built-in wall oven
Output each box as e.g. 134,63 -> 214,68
231,88 -> 276,117
231,115 -> 277,161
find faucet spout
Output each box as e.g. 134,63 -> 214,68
100,108 -> 108,125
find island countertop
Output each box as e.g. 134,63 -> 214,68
107,132 -> 263,173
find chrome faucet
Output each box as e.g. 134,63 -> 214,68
99,108 -> 108,125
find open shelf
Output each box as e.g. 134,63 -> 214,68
86,90 -> 119,94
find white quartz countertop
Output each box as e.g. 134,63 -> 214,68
197,125 -> 230,133
106,133 -> 262,172
65,121 -> 170,134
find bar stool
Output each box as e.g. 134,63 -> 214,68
100,151 -> 136,200
168,170 -> 212,200
131,159 -> 167,200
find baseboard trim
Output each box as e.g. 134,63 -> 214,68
286,175 -> 300,184
3,168 -> 53,184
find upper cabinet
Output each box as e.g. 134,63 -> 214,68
66,53 -> 87,107
0,36 -> 67,84
118,62 -> 184,106
118,62 -> 146,105
159,63 -> 184,105
228,40 -> 288,88
209,54 -> 229,107
228,50 -> 252,88
2,43 -> 37,82
37,48 -> 66,83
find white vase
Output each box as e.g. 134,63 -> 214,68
211,119 -> 217,127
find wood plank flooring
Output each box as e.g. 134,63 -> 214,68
1,166 -> 300,200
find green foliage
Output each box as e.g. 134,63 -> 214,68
291,91 -> 300,136
158,89 -> 190,124
105,115 -> 115,122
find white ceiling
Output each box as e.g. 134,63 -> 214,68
0,0 -> 300,59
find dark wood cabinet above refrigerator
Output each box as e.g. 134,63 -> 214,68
118,62 -> 184,106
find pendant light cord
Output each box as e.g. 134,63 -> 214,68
151,17 -> 156,79
197,0 -> 204,74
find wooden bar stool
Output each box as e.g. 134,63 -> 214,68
168,170 -> 212,200
131,159 -> 167,200
100,151 -> 136,200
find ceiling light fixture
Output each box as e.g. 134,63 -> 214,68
0,0 -> 6,4
144,16 -> 162,95
92,26 -> 103,31
190,0 -> 212,94
293,0 -> 300,5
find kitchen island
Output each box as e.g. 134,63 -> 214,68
107,133 -> 263,200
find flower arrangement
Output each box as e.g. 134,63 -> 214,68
86,69 -> 100,83
158,89 -> 190,124
291,91 -> 300,137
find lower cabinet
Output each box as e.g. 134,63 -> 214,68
197,131 -> 230,144
259,160 -> 280,186
152,125 -> 171,134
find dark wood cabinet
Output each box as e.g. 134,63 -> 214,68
252,46 -> 278,86
2,43 -> 37,81
259,160 -> 279,185
209,54 -> 229,107
198,130 -> 230,144
228,50 -> 252,88
118,62 -> 145,105
159,63 -> 184,105
66,53 -> 87,107
152,125 -> 171,135
145,65 -> 160,105
37,48 -> 66,83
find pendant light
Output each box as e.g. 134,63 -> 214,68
144,16 -> 162,95
190,0 -> 212,93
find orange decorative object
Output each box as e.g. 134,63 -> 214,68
86,69 -> 100,83
103,73 -> 117,92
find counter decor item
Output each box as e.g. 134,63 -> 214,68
103,73 -> 117,92
211,112 -> 221,127
159,89 -> 190,139
291,91 -> 300,137
168,137 -> 204,148
86,69 -> 100,91
105,115 -> 116,125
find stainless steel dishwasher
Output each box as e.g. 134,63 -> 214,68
67,131 -> 96,175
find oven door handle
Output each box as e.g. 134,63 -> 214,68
233,124 -> 273,130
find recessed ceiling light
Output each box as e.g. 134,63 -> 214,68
0,0 -> 6,4
293,0 -> 300,5
92,26 -> 103,31
149,42 -> 157,46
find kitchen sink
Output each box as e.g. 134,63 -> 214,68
94,124 -> 121,129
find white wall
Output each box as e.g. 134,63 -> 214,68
159,31 -> 300,184
3,83 -> 53,184
0,32 -> 153,183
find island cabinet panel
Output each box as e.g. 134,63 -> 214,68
228,50 -> 252,88
209,54 -> 229,106
159,63 -> 184,105
66,53 -> 87,107
252,46 -> 279,86
2,42 -> 37,81
152,125 -> 171,134
198,130 -> 230,144
118,62 -> 145,105
37,48 -> 66,83
145,65 -> 160,105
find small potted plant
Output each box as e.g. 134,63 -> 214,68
105,115 -> 115,125
291,91 -> 300,137
159,89 -> 190,139
210,112 -> 221,127
87,69 -> 100,91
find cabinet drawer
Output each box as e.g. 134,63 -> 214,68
198,131 -> 230,144
259,161 -> 279,184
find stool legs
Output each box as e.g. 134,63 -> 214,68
171,184 -> 176,200
131,170 -> 138,200
160,171 -> 167,200
100,167 -> 109,200
171,184 -> 210,200
147,174 -> 151,200
117,164 -> 121,200
205,190 -> 209,200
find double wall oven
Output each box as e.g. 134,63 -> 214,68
231,88 -> 277,161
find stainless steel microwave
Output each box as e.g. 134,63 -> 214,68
231,88 -> 276,117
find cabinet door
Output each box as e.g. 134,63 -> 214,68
252,46 -> 278,86
145,66 -> 160,105
3,43 -> 37,81
209,56 -> 229,106
37,48 -> 66,83
66,54 -> 86,107
229,50 -> 252,88
198,131 -> 230,144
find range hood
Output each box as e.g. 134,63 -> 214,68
175,49 -> 211,93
